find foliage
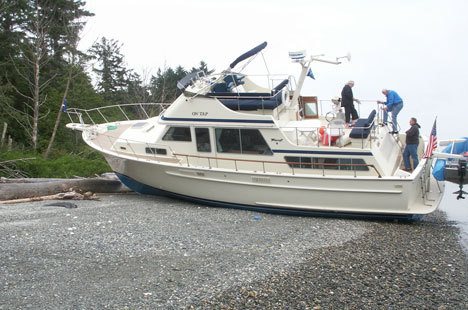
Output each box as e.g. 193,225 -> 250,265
0,0 -> 93,150
149,61 -> 212,103
0,150 -> 110,178
0,1 -> 212,176
89,37 -> 131,102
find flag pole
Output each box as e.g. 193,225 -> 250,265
422,116 -> 438,195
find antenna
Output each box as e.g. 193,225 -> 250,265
289,49 -> 350,106
288,50 -> 307,63
336,52 -> 351,63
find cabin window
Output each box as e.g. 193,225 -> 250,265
195,128 -> 211,152
145,147 -> 167,155
215,128 -> 273,155
162,127 -> 191,142
304,103 -> 318,118
216,128 -> 241,153
337,158 -> 368,171
299,96 -> 319,119
240,129 -> 273,155
284,156 -> 369,171
284,156 -> 312,169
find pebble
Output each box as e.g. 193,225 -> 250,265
0,194 -> 466,309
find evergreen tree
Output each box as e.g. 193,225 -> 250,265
0,1 -> 30,138
89,37 -> 131,103
40,0 -> 92,63
126,72 -> 150,103
0,0 -> 212,156
149,66 -> 186,103
148,61 -> 212,103
0,0 -> 93,150
190,60 -> 212,75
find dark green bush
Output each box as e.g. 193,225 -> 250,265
0,150 -> 110,178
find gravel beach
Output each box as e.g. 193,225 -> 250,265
0,193 -> 466,309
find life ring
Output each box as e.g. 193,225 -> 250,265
325,111 -> 335,123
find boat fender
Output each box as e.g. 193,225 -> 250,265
319,126 -> 326,144
319,126 -> 326,136
321,133 -> 339,146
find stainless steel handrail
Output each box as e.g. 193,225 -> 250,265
66,103 -> 170,125
86,126 -> 382,178
173,152 -> 382,178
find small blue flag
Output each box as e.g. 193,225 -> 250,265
61,99 -> 68,112
307,68 -> 315,80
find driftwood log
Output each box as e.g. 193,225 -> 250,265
0,191 -> 99,205
0,174 -> 131,201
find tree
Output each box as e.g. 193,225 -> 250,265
0,0 -> 93,151
89,37 -> 131,102
43,63 -> 73,158
40,0 -> 92,63
4,0 -> 53,150
42,0 -> 92,156
0,1 -> 31,146
44,22 -> 89,158
126,71 -> 150,103
149,65 -> 186,103
148,61 -> 212,103
190,60 -> 212,75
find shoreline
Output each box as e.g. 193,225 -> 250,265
196,210 -> 468,309
0,194 -> 466,309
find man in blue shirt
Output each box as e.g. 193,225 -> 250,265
378,89 -> 403,134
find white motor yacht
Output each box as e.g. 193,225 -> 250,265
66,42 -> 445,220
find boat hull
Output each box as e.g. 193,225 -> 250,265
104,154 -> 443,220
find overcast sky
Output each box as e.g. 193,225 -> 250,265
80,0 -> 468,140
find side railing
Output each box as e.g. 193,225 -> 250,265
173,153 -> 382,178
80,122 -> 383,178
65,103 -> 170,125
318,99 -> 383,120
83,125 -> 382,178
278,120 -> 377,149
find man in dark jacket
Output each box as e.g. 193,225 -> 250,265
341,80 -> 360,126
403,117 -> 421,171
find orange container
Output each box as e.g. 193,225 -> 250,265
321,132 -> 339,146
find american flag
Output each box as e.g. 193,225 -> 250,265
423,118 -> 437,158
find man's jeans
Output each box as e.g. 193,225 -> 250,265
383,102 -> 403,132
403,143 -> 419,170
